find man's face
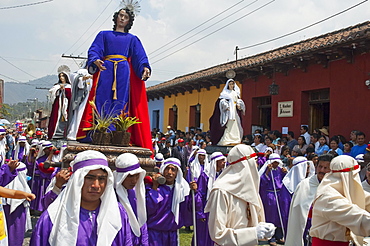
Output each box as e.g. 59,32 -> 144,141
81,169 -> 108,204
350,131 -> 356,141
19,142 -> 26,147
163,165 -> 178,185
198,154 -> 206,164
271,161 -> 279,169
300,127 -> 306,134
0,135 -> 4,140
357,135 -> 365,146
316,160 -> 331,182
116,10 -> 130,29
122,173 -> 140,190
216,159 -> 226,172
310,136 -> 317,143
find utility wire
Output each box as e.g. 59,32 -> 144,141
238,0 -> 368,50
0,56 -> 44,81
0,0 -> 52,10
64,0 -> 114,55
151,0 -> 275,65
148,0 -> 245,56
150,0 -> 259,60
0,73 -> 23,83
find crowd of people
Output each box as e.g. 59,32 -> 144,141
0,120 -> 370,246
150,125 -> 370,245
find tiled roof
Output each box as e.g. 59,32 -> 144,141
148,21 -> 370,92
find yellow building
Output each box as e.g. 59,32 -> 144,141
147,77 -> 242,132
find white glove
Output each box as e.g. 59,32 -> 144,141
256,222 -> 276,240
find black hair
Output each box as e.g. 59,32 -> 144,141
113,8 -> 135,32
57,72 -> 70,84
317,153 -> 334,163
356,131 -> 366,138
297,135 -> 307,146
311,133 -> 319,140
301,125 -> 308,132
345,141 -> 354,148
287,131 -> 294,138
329,137 -> 339,145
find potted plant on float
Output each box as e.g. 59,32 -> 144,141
89,100 -> 115,145
112,105 -> 141,147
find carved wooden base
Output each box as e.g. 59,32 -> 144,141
63,141 -> 155,172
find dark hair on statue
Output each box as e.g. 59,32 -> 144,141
112,8 -> 135,32
56,72 -> 70,85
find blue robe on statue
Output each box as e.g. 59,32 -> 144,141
88,30 -> 150,114
78,31 -> 151,143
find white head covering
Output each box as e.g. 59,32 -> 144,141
189,149 -> 209,181
258,153 -> 283,176
355,154 -> 364,163
188,146 -> 200,164
206,145 -> 264,222
219,79 -> 241,99
204,152 -> 226,199
155,153 -> 164,166
282,156 -> 311,194
264,147 -> 273,153
47,150 -> 122,246
315,155 -> 364,244
5,162 -> 32,215
36,140 -> 53,159
30,139 -> 39,147
159,158 -> 190,224
114,153 -> 146,237
13,136 -> 30,160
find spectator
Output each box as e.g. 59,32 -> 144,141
286,131 -> 298,151
300,125 -> 311,145
343,141 -> 353,156
316,136 -> 329,156
328,137 -> 343,156
351,132 -> 367,157
294,136 -> 308,156
310,133 -> 320,153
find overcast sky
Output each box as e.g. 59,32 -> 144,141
1,0 -> 369,86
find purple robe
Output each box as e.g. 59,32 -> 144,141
257,156 -> 267,169
30,202 -> 132,245
3,204 -> 27,246
186,163 -> 205,183
84,31 -> 150,137
0,164 -> 17,186
12,146 -> 26,162
29,155 -> 59,211
127,189 -> 149,246
42,189 -> 59,210
259,167 -> 291,234
192,172 -> 215,246
145,184 -> 201,246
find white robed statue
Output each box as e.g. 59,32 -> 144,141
217,79 -> 245,146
